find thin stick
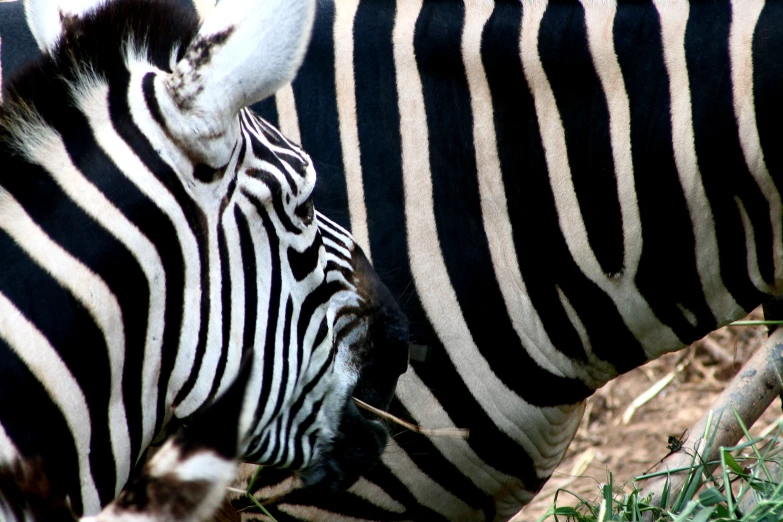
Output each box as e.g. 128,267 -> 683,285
730,320 -> 783,326
621,361 -> 686,425
353,397 -> 469,439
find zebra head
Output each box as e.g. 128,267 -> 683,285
0,0 -> 408,517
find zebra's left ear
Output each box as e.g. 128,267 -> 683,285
24,0 -> 107,53
160,0 -> 315,168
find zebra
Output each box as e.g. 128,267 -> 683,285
5,1 -> 783,522
235,0 -> 783,521
0,0 -> 408,520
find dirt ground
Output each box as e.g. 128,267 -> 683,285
517,306 -> 783,521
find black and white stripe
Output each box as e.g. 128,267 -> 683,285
222,1 -> 782,521
6,1 -> 781,521
0,0 -> 408,520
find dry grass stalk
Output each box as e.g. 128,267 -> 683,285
352,397 -> 469,439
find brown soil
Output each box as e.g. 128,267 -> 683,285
517,306 -> 783,521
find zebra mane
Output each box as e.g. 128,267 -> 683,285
1,0 -> 199,150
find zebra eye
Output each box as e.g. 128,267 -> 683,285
295,197 -> 315,225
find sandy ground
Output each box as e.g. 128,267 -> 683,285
518,306 -> 783,521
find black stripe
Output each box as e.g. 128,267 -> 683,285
244,172 -> 301,235
203,219 -> 233,406
142,73 -> 166,132
350,0 -> 564,500
249,132 -> 299,196
353,0 -> 406,289
139,77 -> 213,409
0,2 -> 40,88
753,5 -> 783,212
9,85 -> 154,476
277,348 -> 337,465
296,280 -> 344,367
492,2 -> 647,373
268,297 -> 294,447
686,2 -> 771,309
108,69 -> 208,425
294,0 -> 351,228
296,316 -> 329,391
236,207 -> 258,362
421,0 -> 612,398
0,226 -> 115,505
318,228 -> 352,264
615,2 -> 716,342
138,102 -> 210,407
250,98 -> 280,128
286,397 -> 324,471
246,199 -> 283,431
248,416 -> 282,464
539,2 -> 624,277
0,337 -> 83,514
287,235 -> 323,282
388,400 -> 496,519
107,74 -> 188,437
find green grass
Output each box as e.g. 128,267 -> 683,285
537,411 -> 783,522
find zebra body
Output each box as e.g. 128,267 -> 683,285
0,0 -> 407,520
237,1 -> 783,521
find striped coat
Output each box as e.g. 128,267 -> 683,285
0,0 -> 408,520
5,0 -> 782,521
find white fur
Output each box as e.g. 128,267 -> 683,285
158,0 -> 316,169
24,0 -> 108,53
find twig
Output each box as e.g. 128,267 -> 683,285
621,361 -> 687,425
353,397 -> 469,439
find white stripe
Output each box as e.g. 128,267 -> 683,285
192,0 -> 215,20
0,288 -> 101,513
381,439 -> 479,520
580,1 -> 682,358
176,214 -> 225,416
0,185 -> 130,498
333,0 -> 372,258
315,210 -> 355,246
520,0 -> 605,284
395,0 -> 577,479
463,0 -> 570,379
518,0 -> 679,365
276,84 -> 302,146
735,196 -> 764,293
347,477 -> 405,514
396,369 -> 534,506
69,78 -> 166,468
215,211 -> 245,400
236,198 -> 274,441
124,64 -> 203,412
654,0 -> 740,323
580,0 -> 640,276
730,0 -> 783,290
0,422 -> 19,465
322,238 -> 353,263
278,505 -> 379,522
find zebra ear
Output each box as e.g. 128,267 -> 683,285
24,0 -> 107,53
161,0 -> 315,167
